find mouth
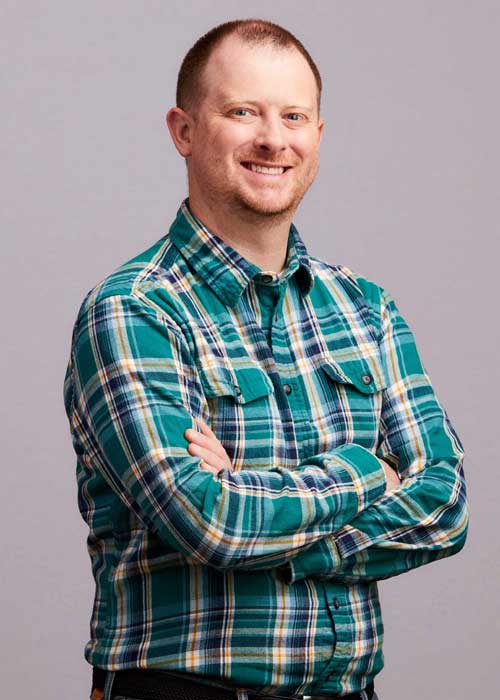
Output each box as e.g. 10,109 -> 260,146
240,161 -> 292,177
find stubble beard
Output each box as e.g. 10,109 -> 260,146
199,155 -> 319,226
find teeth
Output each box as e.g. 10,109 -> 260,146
248,163 -> 285,175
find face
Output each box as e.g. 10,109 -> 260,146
172,36 -> 324,219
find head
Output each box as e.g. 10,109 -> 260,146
166,19 -> 324,222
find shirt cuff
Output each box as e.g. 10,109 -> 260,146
276,535 -> 342,585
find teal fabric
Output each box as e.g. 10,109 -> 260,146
63,198 -> 468,698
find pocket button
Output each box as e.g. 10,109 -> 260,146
361,374 -> 373,385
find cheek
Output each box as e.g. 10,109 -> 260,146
206,121 -> 246,150
215,123 -> 261,159
294,133 -> 320,160
192,142 -> 226,171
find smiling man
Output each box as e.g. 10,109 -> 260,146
64,18 -> 468,700
167,30 -> 323,271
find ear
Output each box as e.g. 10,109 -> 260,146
166,107 -> 195,157
317,117 -> 325,145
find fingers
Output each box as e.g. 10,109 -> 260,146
184,425 -> 226,459
184,416 -> 233,474
193,415 -> 216,436
380,460 -> 402,494
199,460 -> 222,476
186,440 -> 222,468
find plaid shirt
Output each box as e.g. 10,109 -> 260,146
63,198 -> 468,698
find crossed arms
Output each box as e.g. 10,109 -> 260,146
66,284 -> 469,585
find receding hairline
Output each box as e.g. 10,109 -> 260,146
176,19 -> 322,118
199,37 -> 320,114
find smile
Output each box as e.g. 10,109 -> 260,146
241,162 -> 292,176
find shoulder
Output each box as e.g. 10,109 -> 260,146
74,234 -> 184,326
309,255 -> 384,298
309,255 -> 391,334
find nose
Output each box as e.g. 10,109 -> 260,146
253,114 -> 287,154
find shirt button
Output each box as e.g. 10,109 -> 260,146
361,374 -> 373,385
283,383 -> 292,395
233,385 -> 242,396
333,598 -> 340,609
274,311 -> 279,321
260,274 -> 274,283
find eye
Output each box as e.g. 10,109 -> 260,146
286,113 -> 304,122
231,108 -> 252,117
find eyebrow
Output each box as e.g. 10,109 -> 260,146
222,100 -> 314,114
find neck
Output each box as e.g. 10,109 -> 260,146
186,192 -> 295,274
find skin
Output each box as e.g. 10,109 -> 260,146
166,35 -> 401,494
166,34 -> 325,273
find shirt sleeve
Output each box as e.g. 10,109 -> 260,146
67,293 -> 388,572
276,287 -> 469,585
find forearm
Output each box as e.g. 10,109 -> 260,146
276,286 -> 470,584
80,406 -> 387,570
277,444 -> 468,584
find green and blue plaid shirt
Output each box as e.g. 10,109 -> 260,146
63,198 -> 468,698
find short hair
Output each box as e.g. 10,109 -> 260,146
176,18 -> 322,119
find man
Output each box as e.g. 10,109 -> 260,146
63,18 -> 469,700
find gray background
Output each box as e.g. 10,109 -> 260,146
1,1 -> 498,698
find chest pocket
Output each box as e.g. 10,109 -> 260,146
316,354 -> 387,451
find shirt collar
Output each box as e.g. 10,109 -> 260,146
168,198 -> 314,308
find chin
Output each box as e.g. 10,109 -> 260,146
243,202 -> 294,217
237,191 -> 300,217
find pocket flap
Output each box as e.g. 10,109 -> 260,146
200,364 -> 274,404
319,357 -> 386,394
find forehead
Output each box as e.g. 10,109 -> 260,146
202,36 -> 318,109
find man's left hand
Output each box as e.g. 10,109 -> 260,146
184,416 -> 233,476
